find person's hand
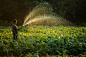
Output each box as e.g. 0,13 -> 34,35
16,34 -> 18,36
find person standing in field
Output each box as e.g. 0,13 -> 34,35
12,19 -> 23,40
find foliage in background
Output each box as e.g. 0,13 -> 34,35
0,0 -> 86,26
45,0 -> 86,25
0,0 -> 43,25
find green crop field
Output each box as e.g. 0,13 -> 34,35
0,26 -> 86,57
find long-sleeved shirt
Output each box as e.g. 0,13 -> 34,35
12,24 -> 21,36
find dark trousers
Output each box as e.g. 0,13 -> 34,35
13,35 -> 18,40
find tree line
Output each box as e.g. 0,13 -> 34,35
0,0 -> 86,26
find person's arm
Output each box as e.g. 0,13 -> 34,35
18,26 -> 23,31
12,25 -> 17,35
18,28 -> 21,31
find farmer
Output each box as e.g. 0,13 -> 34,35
12,19 -> 23,40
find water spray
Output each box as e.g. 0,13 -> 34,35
23,2 -> 73,26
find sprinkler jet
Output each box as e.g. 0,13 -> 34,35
22,22 -> 31,26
